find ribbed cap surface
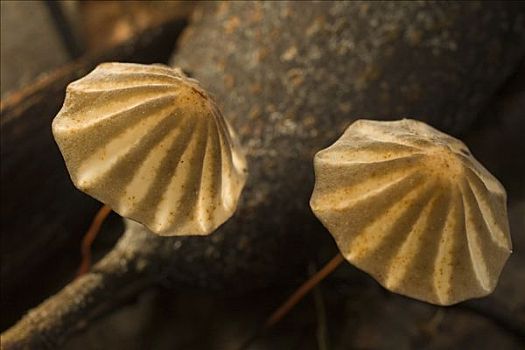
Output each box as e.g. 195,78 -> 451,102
53,63 -> 247,236
310,119 -> 511,305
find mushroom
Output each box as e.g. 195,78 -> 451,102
2,62 -> 247,348
52,62 -> 247,236
264,118 -> 511,329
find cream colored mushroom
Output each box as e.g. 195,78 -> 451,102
310,119 -> 512,305
264,118 -> 511,330
52,62 -> 247,236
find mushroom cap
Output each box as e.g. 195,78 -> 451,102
52,63 -> 247,236
310,119 -> 512,305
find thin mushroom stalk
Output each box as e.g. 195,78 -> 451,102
265,253 -> 345,328
1,63 -> 247,349
77,204 -> 113,276
261,119 -> 512,330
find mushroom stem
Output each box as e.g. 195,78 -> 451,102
77,204 -> 112,277
0,224 -> 155,350
238,253 -> 344,349
265,252 -> 345,328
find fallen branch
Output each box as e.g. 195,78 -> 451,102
1,221 -> 157,349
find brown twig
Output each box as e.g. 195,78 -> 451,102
76,204 -> 112,277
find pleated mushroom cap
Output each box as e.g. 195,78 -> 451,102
310,119 -> 512,305
52,63 -> 247,236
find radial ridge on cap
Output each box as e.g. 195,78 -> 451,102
310,119 -> 511,305
53,62 -> 247,236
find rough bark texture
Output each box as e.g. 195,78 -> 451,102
175,1 -> 525,134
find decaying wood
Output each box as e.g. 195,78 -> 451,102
2,2 -> 525,348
